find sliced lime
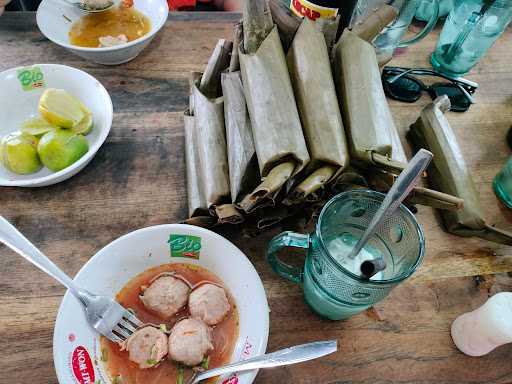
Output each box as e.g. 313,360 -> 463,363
38,88 -> 86,129
72,112 -> 93,135
21,117 -> 57,137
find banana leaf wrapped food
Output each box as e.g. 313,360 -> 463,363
351,4 -> 398,43
191,39 -> 245,224
332,30 -> 462,211
239,0 -> 310,212
408,96 -> 512,245
185,72 -> 208,218
184,111 -> 207,218
376,117 -> 463,211
221,25 -> 259,204
285,18 -> 348,203
268,0 -> 301,52
333,30 -> 403,174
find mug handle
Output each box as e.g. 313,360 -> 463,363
267,231 -> 310,285
398,0 -> 440,48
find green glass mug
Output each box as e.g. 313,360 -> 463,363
267,190 -> 425,320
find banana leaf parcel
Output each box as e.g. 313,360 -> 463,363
192,76 -> 230,209
191,39 -> 238,224
184,111 -> 207,218
285,18 -> 348,203
383,115 -> 463,211
185,72 -> 207,218
221,25 -> 259,204
333,30 -> 403,174
408,96 -> 512,245
239,25 -> 310,212
221,71 -> 259,203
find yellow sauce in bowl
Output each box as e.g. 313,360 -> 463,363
69,6 -> 151,48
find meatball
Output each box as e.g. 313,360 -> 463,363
99,35 -> 128,48
121,326 -> 168,369
189,283 -> 231,325
140,274 -> 190,318
168,318 -> 213,366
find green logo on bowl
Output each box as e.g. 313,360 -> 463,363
168,234 -> 201,259
17,67 -> 45,91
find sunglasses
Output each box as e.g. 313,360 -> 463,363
382,67 -> 479,112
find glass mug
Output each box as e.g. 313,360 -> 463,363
353,0 -> 440,62
267,190 -> 425,320
431,0 -> 512,77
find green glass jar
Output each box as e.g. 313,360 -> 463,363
493,157 -> 512,208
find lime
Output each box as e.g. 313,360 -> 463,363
0,132 -> 42,174
38,88 -> 89,129
21,117 -> 57,137
72,112 -> 93,135
38,128 -> 89,172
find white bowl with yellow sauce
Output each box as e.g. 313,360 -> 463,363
36,0 -> 168,65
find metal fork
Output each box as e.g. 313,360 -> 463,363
0,216 -> 143,343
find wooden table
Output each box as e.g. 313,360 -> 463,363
1,12 -> 512,384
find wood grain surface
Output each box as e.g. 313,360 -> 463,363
1,12 -> 512,384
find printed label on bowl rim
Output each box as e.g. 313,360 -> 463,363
168,234 -> 201,259
17,66 -> 45,91
71,346 -> 95,384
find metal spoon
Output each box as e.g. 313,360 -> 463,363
347,149 -> 434,262
186,340 -> 337,384
61,0 -> 115,13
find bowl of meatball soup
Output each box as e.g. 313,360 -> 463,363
53,224 -> 269,384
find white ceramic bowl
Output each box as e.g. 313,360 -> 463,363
0,64 -> 112,187
53,224 -> 270,384
36,0 -> 169,65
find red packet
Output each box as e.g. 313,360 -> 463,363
168,0 -> 196,10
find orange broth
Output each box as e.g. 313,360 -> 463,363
100,263 -> 239,384
69,6 -> 151,48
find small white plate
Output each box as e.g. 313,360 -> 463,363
0,64 -> 113,187
53,224 -> 269,384
37,0 -> 169,65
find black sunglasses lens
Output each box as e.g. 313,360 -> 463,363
383,74 -> 423,102
430,83 -> 471,112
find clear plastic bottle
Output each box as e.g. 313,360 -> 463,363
431,0 -> 512,76
451,292 -> 512,356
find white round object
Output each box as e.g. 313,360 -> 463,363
36,0 -> 169,65
0,64 -> 112,187
53,224 -> 269,384
451,292 -> 512,357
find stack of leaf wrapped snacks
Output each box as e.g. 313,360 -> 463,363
184,0 -> 505,244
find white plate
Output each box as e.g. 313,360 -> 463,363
37,0 -> 169,65
53,224 -> 270,384
0,64 -> 113,187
